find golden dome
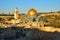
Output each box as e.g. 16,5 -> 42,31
28,8 -> 37,15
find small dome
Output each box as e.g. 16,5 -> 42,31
28,8 -> 37,15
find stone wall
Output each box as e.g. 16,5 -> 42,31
40,27 -> 60,32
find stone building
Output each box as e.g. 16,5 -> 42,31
26,8 -> 38,22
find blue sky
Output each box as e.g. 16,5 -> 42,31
0,0 -> 60,13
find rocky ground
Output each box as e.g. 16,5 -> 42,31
0,26 -> 60,40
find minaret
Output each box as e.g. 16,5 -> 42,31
14,8 -> 19,19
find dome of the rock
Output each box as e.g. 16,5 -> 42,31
28,8 -> 37,15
